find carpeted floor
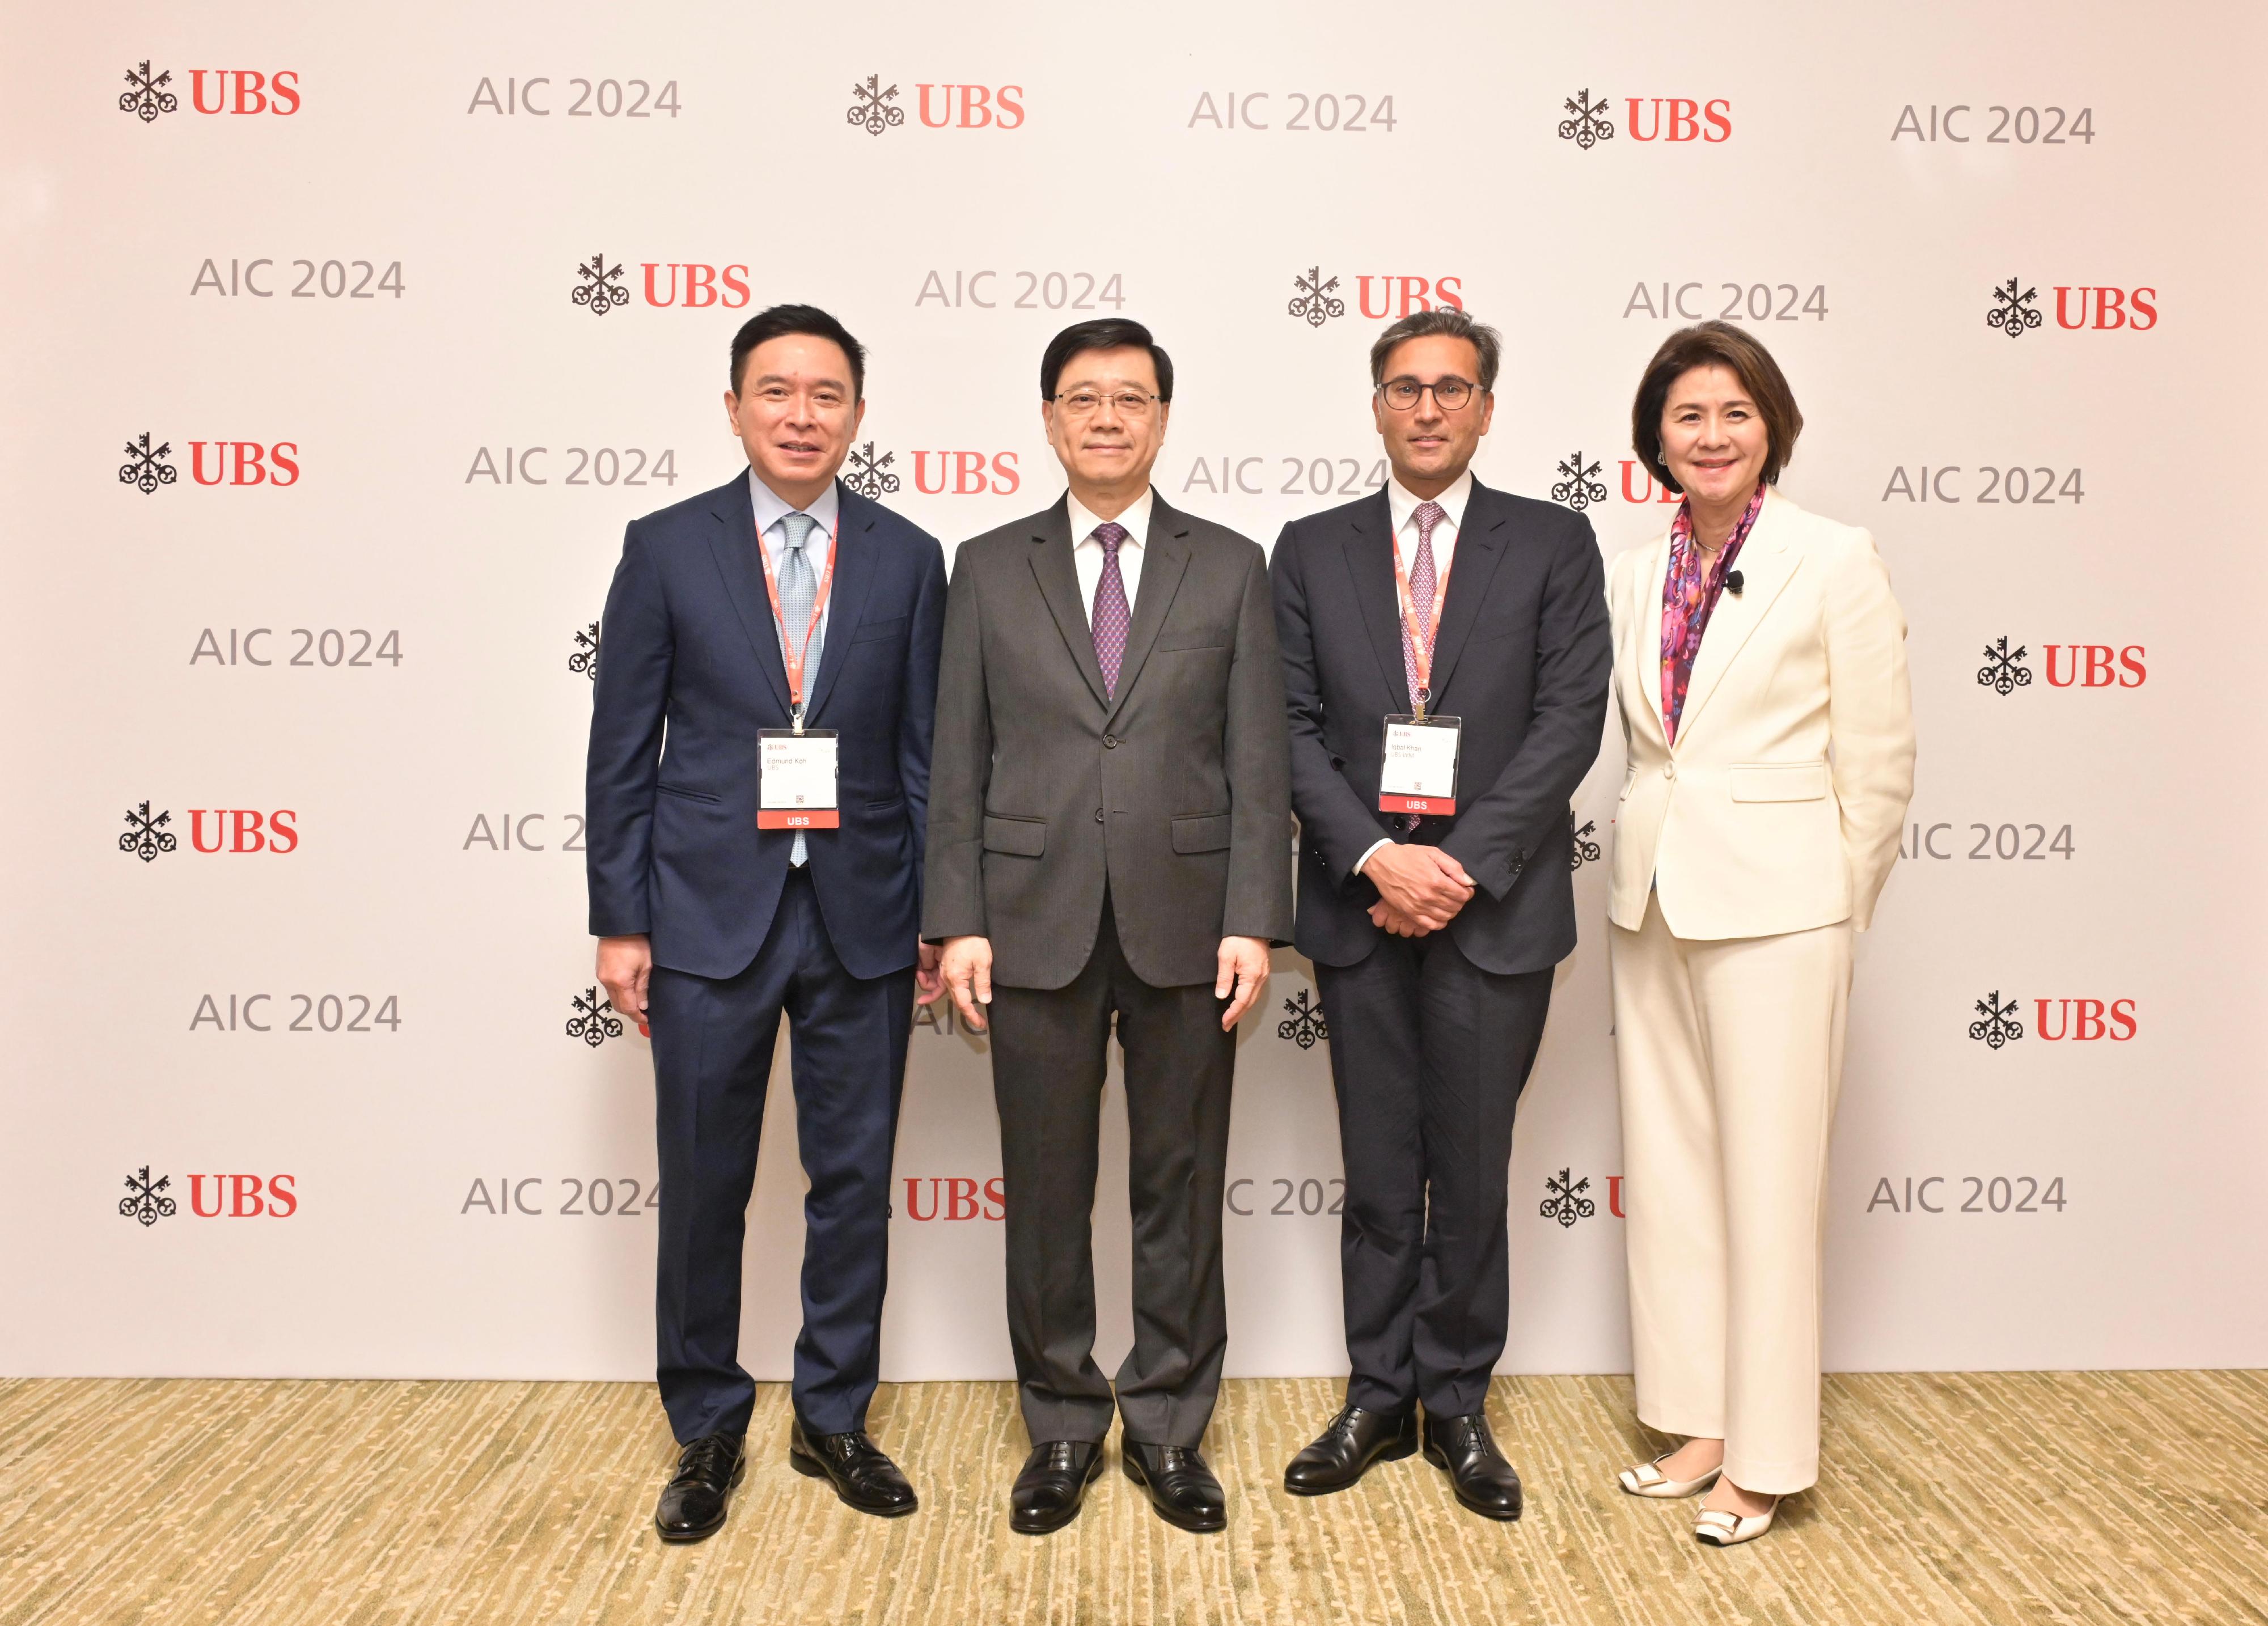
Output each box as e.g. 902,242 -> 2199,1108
1,1371 -> 2262,1625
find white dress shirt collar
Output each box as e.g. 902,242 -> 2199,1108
748,469 -> 840,540
1385,468 -> 1473,538
1067,485 -> 1153,551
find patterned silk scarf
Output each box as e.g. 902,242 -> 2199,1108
1658,482 -> 1767,743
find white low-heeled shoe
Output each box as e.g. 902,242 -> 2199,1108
1618,1451 -> 1723,1499
1694,1496 -> 1779,1547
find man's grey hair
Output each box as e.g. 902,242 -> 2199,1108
1368,308 -> 1503,392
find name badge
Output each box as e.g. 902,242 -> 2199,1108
1378,714 -> 1461,815
758,729 -> 840,829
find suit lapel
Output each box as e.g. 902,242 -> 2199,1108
1624,528 -> 1675,750
1029,497 -> 1111,709
1423,480 -> 1509,709
1339,490 -> 1411,712
801,483 -> 879,726
1672,490 -> 1804,750
706,473 -> 792,716
1105,494 -> 1191,723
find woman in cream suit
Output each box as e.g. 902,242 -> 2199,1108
1606,322 -> 1914,1547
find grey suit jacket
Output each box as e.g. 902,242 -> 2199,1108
923,490 -> 1294,990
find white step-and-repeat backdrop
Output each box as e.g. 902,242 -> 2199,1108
5,1 -> 2262,1383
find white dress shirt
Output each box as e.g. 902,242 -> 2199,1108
1067,486 -> 1153,622
1356,468 -> 1476,878
748,469 -> 841,866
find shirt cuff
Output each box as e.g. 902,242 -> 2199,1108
1353,839 -> 1391,876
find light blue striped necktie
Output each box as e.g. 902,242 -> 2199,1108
775,510 -> 820,866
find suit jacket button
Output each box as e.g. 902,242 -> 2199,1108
1094,808 -> 1105,823
1103,734 -> 1119,748
1664,761 -> 1677,781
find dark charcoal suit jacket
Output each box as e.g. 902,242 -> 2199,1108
1270,479 -> 1612,975
922,491 -> 1294,990
585,472 -> 947,981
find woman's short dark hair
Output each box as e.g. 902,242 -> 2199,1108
1630,321 -> 1804,493
1040,319 -> 1174,403
730,304 -> 867,400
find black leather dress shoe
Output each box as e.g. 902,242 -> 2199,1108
1123,1441 -> 1226,1534
1010,1440 -> 1103,1535
654,1432 -> 746,1543
1421,1412 -> 1523,1521
1283,1404 -> 1419,1495
788,1417 -> 919,1518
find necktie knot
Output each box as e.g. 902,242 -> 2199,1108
781,510 -> 819,553
1414,501 -> 1446,541
1093,520 -> 1128,554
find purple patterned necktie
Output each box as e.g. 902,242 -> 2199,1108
1091,522 -> 1131,701
1402,501 -> 1445,710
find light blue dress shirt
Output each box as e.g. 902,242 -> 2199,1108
748,471 -> 841,865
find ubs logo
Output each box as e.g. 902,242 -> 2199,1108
120,433 -> 175,494
120,62 -> 178,122
568,988 -> 625,1047
118,434 -> 301,490
1552,451 -> 1608,512
1977,637 -> 2146,693
569,254 -> 750,312
1540,1168 -> 1598,1226
1558,90 -> 1614,148
1288,268 -> 1346,328
121,1167 -> 176,1224
847,75 -> 1025,132
843,443 -> 902,501
1277,989 -> 1327,1049
117,65 -> 301,118
570,623 -> 600,681
120,803 -> 299,858
1989,276 -> 2157,334
1968,992 -> 2024,1048
1571,819 -> 1601,870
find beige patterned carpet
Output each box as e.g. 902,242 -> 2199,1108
2,1371 -> 2262,1625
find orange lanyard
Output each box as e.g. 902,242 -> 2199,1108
756,508 -> 840,730
1391,522 -> 1452,717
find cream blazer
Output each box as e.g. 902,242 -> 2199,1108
1607,489 -> 1915,939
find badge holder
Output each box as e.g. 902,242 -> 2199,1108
758,726 -> 840,829
1378,713 -> 1462,816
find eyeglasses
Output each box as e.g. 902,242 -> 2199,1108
1378,376 -> 1479,412
1052,391 -> 1160,419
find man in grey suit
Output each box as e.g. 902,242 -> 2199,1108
925,319 -> 1293,1536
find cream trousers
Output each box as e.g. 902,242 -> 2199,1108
1610,892 -> 1852,1494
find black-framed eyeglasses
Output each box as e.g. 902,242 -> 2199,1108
1378,376 -> 1479,412
1051,390 -> 1160,418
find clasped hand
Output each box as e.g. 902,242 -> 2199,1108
1363,842 -> 1476,937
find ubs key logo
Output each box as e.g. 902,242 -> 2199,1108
1540,1168 -> 1597,1226
1571,819 -> 1601,870
847,75 -> 904,135
1558,89 -> 1614,148
119,433 -> 175,494
569,253 -> 750,312
117,433 -> 301,491
569,623 -> 600,680
842,443 -> 902,500
120,61 -> 178,122
1277,988 -> 1327,1049
121,1167 -> 176,1225
117,803 -> 299,858
1552,451 -> 1607,511
1288,267 -> 1346,328
568,987 -> 625,1046
1977,636 -> 2145,693
120,801 -> 176,862
1968,991 -> 2024,1049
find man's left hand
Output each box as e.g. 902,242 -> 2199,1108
1215,935 -> 1272,1031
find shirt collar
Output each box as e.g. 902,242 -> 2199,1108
1067,486 -> 1153,550
748,469 -> 841,541
1386,468 -> 1474,537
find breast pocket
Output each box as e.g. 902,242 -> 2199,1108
850,615 -> 908,646
1729,762 -> 1830,802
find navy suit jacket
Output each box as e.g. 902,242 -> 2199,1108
586,472 -> 948,981
1271,479 -> 1611,975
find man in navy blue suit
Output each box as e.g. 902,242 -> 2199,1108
585,304 -> 947,1540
